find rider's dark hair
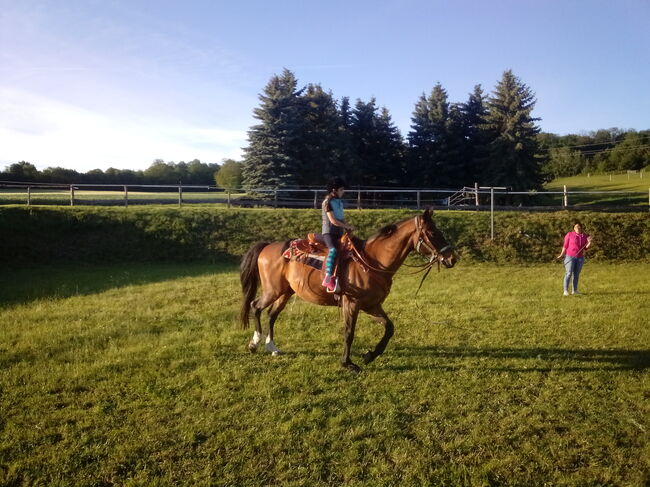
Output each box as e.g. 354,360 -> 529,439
327,177 -> 346,194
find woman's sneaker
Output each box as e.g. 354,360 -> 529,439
563,290 -> 569,296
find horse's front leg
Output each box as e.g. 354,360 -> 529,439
341,297 -> 361,373
363,305 -> 394,365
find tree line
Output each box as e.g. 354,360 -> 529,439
538,128 -> 650,179
242,68 -> 543,191
2,68 -> 648,189
0,159 -> 220,186
241,69 -> 649,191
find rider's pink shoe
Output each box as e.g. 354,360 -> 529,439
327,277 -> 339,293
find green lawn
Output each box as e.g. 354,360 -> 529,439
1,262 -> 649,486
0,189 -> 249,206
545,173 -> 650,207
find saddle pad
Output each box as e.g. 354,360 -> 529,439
282,239 -> 328,270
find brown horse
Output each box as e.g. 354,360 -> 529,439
240,209 -> 456,372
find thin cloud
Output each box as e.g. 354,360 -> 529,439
0,88 -> 246,171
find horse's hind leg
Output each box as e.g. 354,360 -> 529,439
247,293 -> 276,353
362,305 -> 394,365
265,292 -> 293,356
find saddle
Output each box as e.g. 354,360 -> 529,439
282,233 -> 368,275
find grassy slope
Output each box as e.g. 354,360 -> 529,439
0,189 -> 248,204
545,174 -> 650,207
1,263 -> 649,486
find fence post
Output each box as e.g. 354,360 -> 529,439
70,185 -> 75,206
274,190 -> 278,208
490,187 -> 495,240
124,185 -> 128,207
357,190 -> 361,210
313,190 -> 317,209
27,186 -> 31,206
474,182 -> 479,207
178,185 -> 182,207
416,190 -> 421,210
563,185 -> 568,208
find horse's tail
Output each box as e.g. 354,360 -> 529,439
240,242 -> 269,329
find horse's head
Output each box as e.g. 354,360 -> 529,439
413,209 -> 457,268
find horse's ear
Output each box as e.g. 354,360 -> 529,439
422,208 -> 434,221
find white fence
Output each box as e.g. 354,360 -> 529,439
1,180 -> 649,212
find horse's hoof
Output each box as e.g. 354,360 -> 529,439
247,342 -> 257,353
271,350 -> 283,357
342,362 -> 361,374
363,351 -> 375,364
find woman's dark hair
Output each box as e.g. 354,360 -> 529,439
327,177 -> 346,194
573,221 -> 583,227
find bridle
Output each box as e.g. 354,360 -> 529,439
414,215 -> 451,264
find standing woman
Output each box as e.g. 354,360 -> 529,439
321,178 -> 354,293
557,221 -> 593,296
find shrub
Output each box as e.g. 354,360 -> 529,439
0,206 -> 648,265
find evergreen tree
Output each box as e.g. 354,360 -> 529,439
349,99 -> 403,187
460,84 -> 489,185
406,93 -> 434,186
298,84 -> 343,186
406,83 -> 463,187
483,70 -> 542,190
334,96 -> 355,183
242,69 -> 304,188
376,107 -> 405,185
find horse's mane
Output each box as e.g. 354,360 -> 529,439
367,217 -> 414,243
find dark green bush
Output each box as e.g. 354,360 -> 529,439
0,206 -> 647,265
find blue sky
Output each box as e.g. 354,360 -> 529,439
1,0 -> 649,171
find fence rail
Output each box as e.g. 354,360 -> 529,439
1,180 -> 649,212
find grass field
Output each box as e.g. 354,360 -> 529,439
545,173 -> 650,207
1,262 -> 649,486
0,189 -> 248,206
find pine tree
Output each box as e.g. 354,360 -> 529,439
483,70 -> 542,190
242,69 -> 304,188
298,84 -> 343,186
460,84 -> 489,185
349,98 -> 378,186
406,83 -> 463,187
334,96 -> 355,183
376,107 -> 405,185
349,99 -> 403,187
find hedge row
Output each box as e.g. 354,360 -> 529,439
1,206 -> 648,265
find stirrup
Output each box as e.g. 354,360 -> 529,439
326,277 -> 340,293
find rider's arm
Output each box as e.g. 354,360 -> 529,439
327,211 -> 353,231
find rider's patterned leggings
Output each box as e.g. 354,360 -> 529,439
323,233 -> 338,276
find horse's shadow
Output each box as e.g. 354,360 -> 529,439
381,345 -> 650,372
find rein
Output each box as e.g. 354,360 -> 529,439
344,216 -> 451,294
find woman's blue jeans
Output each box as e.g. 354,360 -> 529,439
563,256 -> 584,292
